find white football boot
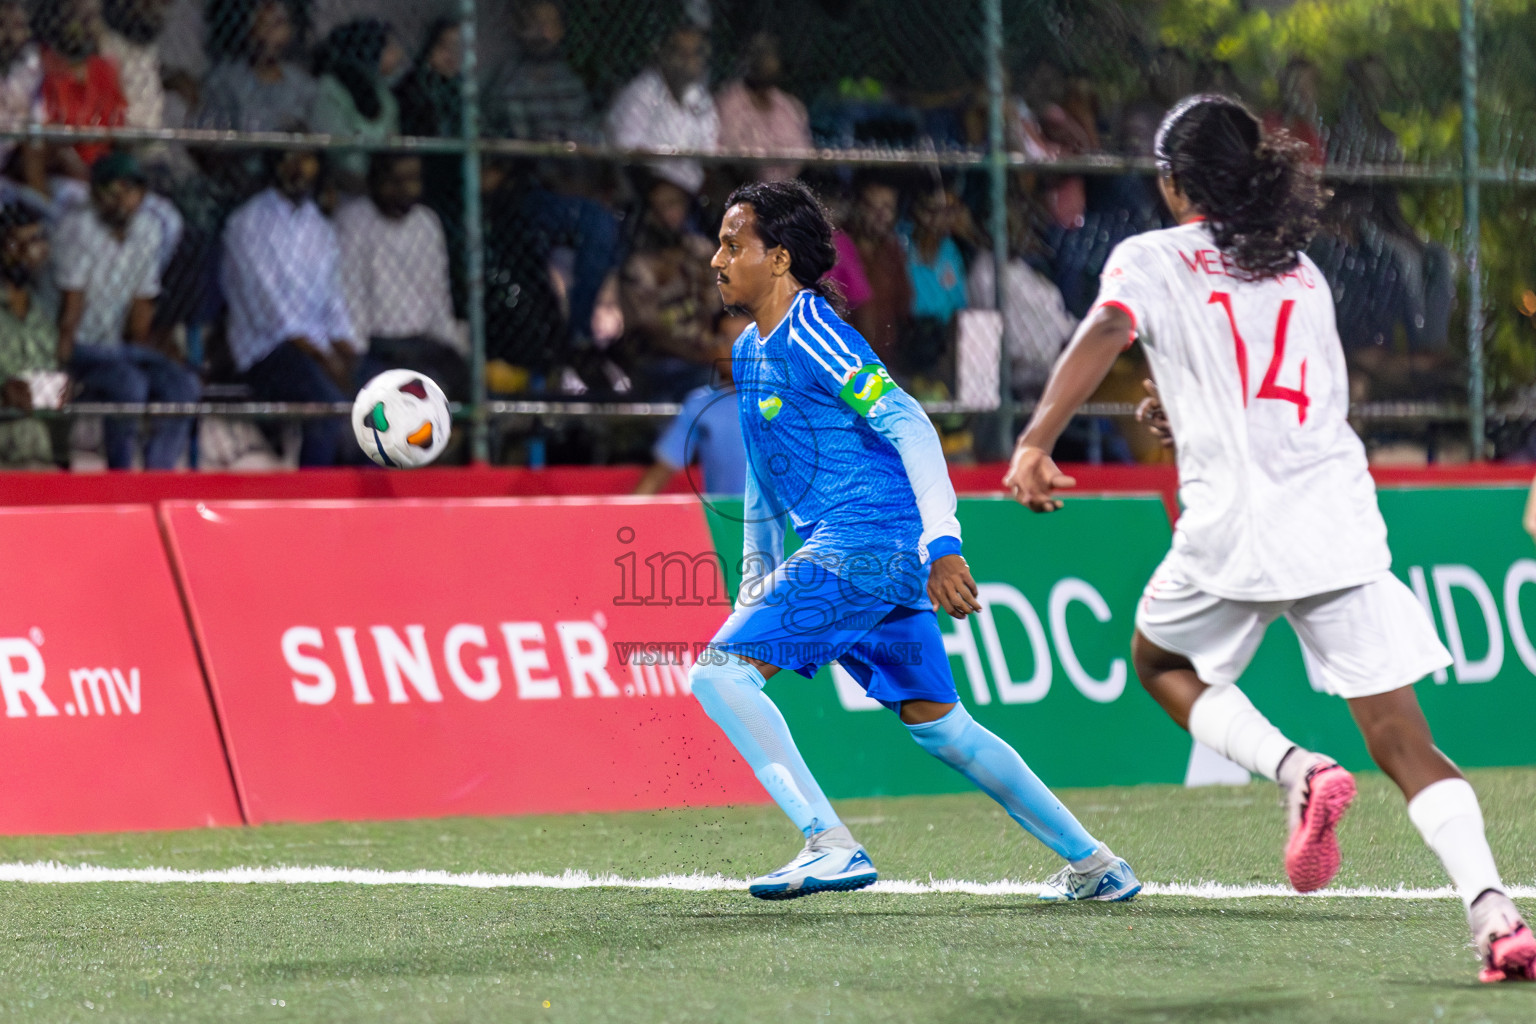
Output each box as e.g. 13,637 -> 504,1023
748,825 -> 877,900
1038,849 -> 1142,902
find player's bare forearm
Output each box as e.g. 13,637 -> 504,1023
1003,304 -> 1131,512
1017,304 -> 1132,453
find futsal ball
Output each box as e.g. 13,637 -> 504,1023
352,369 -> 452,468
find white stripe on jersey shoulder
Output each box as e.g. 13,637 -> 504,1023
790,300 -> 857,378
803,295 -> 861,363
789,326 -> 850,380
791,298 -> 858,377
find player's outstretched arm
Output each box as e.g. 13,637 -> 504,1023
864,386 -> 978,618
1004,303 -> 1133,513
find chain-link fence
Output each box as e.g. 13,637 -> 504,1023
0,0 -> 1528,470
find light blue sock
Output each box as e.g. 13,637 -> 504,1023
689,654 -> 841,838
907,704 -> 1099,862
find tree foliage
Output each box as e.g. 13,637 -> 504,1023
1158,0 -> 1536,400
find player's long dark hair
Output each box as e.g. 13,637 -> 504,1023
1154,94 -> 1323,279
724,179 -> 848,317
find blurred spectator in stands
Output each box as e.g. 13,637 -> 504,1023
87,0 -> 184,273
488,0 -> 596,143
967,202 -> 1078,398
1263,57 -> 1325,165
484,1 -> 619,352
715,33 -> 809,183
99,0 -> 168,131
54,152 -> 198,469
37,0 -> 127,172
396,17 -> 460,140
311,19 -> 404,196
1330,56 -> 1399,166
1035,70 -> 1161,318
634,312 -> 748,496
0,1 -> 45,191
1085,99 -> 1173,246
902,187 -> 969,379
809,74 -> 923,150
823,189 -> 873,322
827,226 -> 871,311
194,0 -> 315,133
396,17 -> 467,312
1022,61 -> 1092,230
335,151 -> 467,402
479,158 -> 564,380
511,181 -> 621,361
221,145 -> 358,467
621,175 -> 719,399
607,22 -> 717,195
0,202 -> 58,468
1309,192 -> 1456,404
1311,56 -> 1454,396
1054,71 -> 1103,154
963,69 -> 1053,161
841,173 -> 910,367
1144,46 -> 1198,113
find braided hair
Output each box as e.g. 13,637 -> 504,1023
724,179 -> 847,317
1154,94 -> 1323,279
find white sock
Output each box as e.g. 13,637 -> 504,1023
1186,683 -> 1296,782
1408,778 -> 1504,910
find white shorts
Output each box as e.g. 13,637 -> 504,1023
1134,563 -> 1452,699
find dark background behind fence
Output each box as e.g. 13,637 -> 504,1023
0,0 -> 1529,472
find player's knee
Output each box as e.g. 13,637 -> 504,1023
1131,630 -> 1175,690
687,654 -> 763,718
898,700 -> 956,726
687,662 -> 725,712
905,702 -> 969,759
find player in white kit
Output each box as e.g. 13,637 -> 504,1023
1004,94 -> 1535,983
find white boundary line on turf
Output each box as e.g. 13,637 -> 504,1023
0,862 -> 1532,899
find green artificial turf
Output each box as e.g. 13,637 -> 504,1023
0,768 -> 1533,1023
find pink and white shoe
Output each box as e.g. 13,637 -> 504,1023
1471,891 -> 1536,983
1282,754 -> 1356,892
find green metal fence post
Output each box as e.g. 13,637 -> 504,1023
984,0 -> 1014,456
1461,0 -> 1485,460
460,0 -> 489,464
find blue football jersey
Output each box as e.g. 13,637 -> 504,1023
733,291 -> 954,608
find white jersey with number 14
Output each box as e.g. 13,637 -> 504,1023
1094,220 -> 1390,602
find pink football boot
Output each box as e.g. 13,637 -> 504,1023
1472,891 -> 1536,983
1282,754 -> 1356,892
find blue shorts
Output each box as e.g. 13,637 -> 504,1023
708,556 -> 959,712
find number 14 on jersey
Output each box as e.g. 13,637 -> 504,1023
1209,291 -> 1311,424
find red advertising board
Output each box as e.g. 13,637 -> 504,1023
0,506 -> 241,834
161,497 -> 764,824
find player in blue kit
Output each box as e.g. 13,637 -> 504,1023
685,180 -> 1140,901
